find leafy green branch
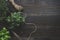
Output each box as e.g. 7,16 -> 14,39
0,27 -> 10,40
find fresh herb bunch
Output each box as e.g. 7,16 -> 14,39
0,0 -> 8,21
0,27 -> 10,40
6,12 -> 25,29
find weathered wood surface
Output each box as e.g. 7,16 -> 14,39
5,0 -> 60,40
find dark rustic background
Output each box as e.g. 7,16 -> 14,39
8,0 -> 60,40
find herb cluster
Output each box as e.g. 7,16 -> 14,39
0,27 -> 10,40
6,12 -> 25,29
